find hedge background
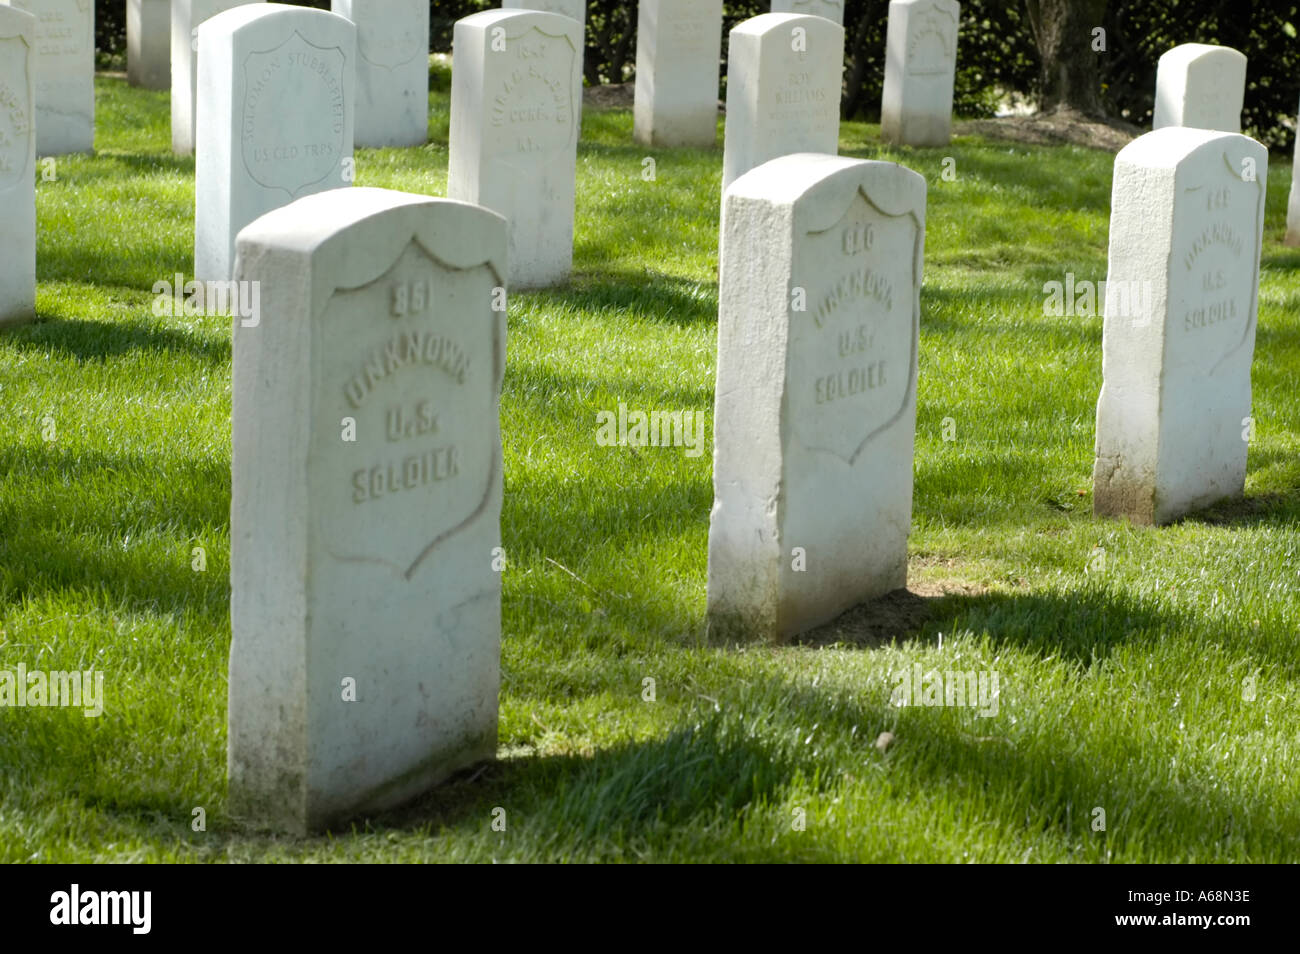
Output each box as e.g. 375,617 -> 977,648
95,0 -> 1300,150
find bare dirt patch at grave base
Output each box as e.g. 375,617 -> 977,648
584,82 -> 724,113
796,579 -> 988,649
954,108 -> 1142,152
584,82 -> 635,110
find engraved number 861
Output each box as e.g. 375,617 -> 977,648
392,280 -> 430,318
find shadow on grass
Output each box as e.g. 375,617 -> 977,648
2,314 -> 229,365
525,270 -> 719,328
921,283 -> 1103,342
314,660 -> 1297,860
370,714 -> 810,847
801,573 -> 1300,680
1177,488 -> 1300,527
0,444 -> 229,619
936,148 -> 1114,215
90,151 -> 196,177
1261,247 -> 1300,270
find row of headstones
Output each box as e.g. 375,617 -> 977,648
0,0 -> 1283,156
634,0 -> 960,155
188,2 -> 957,288
13,0 -> 960,156
0,3 -> 1279,827
219,123 -> 1269,831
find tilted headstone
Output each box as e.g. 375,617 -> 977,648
722,13 -> 844,191
771,0 -> 844,26
1094,128 -> 1267,525
633,0 -> 724,149
0,4 -> 36,325
332,0 -> 429,148
4,0 -> 93,155
881,0 -> 960,148
127,0 -> 170,90
503,0 -> 585,31
709,153 -> 925,642
171,0 -> 265,156
1153,43 -> 1246,134
194,4 -> 355,282
449,9 -> 582,289
229,188 -> 506,833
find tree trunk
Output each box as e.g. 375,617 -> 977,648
841,6 -> 877,119
1024,0 -> 1109,116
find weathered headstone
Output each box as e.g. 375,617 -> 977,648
771,0 -> 844,26
449,9 -> 582,289
4,0 -> 93,155
127,0 -> 170,90
709,153 -> 925,642
0,4 -> 36,325
633,0 -> 724,148
194,4 -> 355,282
502,0 -> 585,31
722,13 -> 844,191
1153,43 -> 1246,134
332,0 -> 428,147
229,187 -> 506,833
171,0 -> 265,155
880,0 -> 959,148
1093,128 -> 1267,525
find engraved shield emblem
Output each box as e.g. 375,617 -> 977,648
317,241 -> 502,578
1169,148 -> 1264,376
484,26 -> 578,171
0,36 -> 33,191
242,32 -> 347,197
906,10 -> 956,76
356,1 -> 422,69
790,189 -> 918,464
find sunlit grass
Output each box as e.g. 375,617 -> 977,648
0,69 -> 1297,862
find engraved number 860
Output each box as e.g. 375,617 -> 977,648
843,223 -> 875,255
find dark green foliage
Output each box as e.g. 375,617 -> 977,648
1100,1 -> 1300,150
95,2 -> 1300,147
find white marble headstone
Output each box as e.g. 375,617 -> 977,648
722,13 -> 844,191
1094,128 -> 1267,525
229,187 -> 506,833
771,0 -> 844,26
171,0 -> 265,156
4,0 -> 93,155
1153,43 -> 1246,134
194,4 -> 355,282
503,0 -> 585,31
448,9 -> 582,289
1286,104 -> 1300,247
127,0 -> 170,90
0,4 -> 36,325
709,153 -> 925,642
332,0 -> 429,148
881,0 -> 960,148
633,0 -> 724,148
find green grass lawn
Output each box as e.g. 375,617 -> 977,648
1,68 -> 1298,862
